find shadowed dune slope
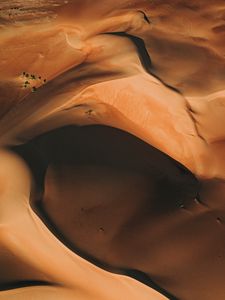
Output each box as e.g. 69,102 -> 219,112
0,1 -> 225,299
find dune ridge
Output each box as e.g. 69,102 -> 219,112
0,1 -> 225,299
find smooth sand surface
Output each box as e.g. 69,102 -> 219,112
0,149 -> 167,300
0,1 -> 225,299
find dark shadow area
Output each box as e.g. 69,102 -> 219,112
0,280 -> 54,292
12,125 -> 198,300
105,32 -> 182,94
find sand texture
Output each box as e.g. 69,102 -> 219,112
0,1 -> 225,299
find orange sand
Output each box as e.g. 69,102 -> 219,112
0,1 -> 225,299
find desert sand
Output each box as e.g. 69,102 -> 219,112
0,1 -> 225,299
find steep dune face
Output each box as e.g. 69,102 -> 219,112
0,1 -> 225,300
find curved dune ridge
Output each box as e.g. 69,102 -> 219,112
0,1 -> 225,300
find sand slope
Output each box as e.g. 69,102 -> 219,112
0,1 -> 225,299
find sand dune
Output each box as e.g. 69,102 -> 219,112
0,1 -> 225,299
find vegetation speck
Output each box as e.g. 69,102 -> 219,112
20,71 -> 47,92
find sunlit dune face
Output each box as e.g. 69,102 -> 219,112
0,1 -> 225,300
